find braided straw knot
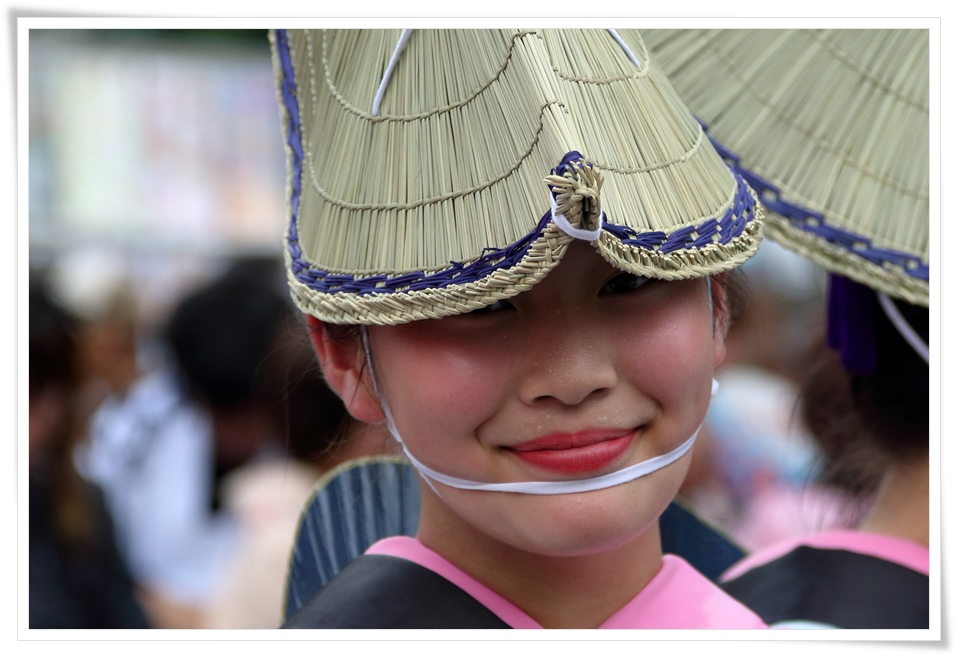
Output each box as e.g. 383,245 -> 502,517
544,158 -> 604,231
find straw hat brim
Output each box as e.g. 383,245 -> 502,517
642,29 -> 929,307
273,29 -> 764,325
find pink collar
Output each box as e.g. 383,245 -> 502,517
721,529 -> 930,582
367,536 -> 767,629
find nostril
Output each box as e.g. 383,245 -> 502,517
521,364 -> 618,408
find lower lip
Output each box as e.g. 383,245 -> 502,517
507,433 -> 635,475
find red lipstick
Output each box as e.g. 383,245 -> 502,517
506,430 -> 635,475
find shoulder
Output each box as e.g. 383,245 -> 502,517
720,540 -> 929,628
282,554 -> 509,629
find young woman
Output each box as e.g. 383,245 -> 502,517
271,28 -> 767,629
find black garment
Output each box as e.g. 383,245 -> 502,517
721,546 -> 929,629
282,455 -> 747,622
283,555 -> 510,629
660,500 -> 743,582
29,471 -> 151,629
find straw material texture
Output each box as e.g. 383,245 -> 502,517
641,29 -> 929,306
271,29 -> 763,324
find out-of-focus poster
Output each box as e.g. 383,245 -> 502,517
29,30 -> 286,253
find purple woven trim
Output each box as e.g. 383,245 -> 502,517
702,121 -> 929,282
277,33 -> 757,297
276,30 -> 304,265
827,273 -> 877,375
601,168 -> 755,253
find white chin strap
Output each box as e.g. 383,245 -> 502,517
878,292 -> 929,364
360,328 -> 717,496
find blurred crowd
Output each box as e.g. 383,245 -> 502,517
28,238 -> 868,630
28,254 -> 393,629
676,241 -> 867,551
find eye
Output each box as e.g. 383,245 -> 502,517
468,299 -> 516,315
601,273 -> 649,295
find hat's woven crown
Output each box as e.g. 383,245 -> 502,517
272,29 -> 763,324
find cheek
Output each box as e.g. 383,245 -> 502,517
614,291 -> 717,412
371,327 -> 513,450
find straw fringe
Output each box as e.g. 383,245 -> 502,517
764,218 -> 926,307
285,224 -> 573,325
285,199 -> 763,325
599,186 -> 763,279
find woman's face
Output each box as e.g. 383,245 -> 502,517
357,241 -> 727,558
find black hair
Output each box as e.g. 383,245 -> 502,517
713,268 -> 750,332
259,315 -> 352,465
29,280 -> 97,547
164,258 -> 292,410
800,295 -> 928,496
30,283 -> 80,398
853,298 -> 928,452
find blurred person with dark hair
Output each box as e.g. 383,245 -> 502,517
201,315 -> 395,628
720,279 -> 929,629
47,247 -> 141,416
164,258 -> 294,495
77,258 -> 296,628
29,282 -> 150,629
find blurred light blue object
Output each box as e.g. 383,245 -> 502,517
707,366 -> 821,496
739,239 -> 826,302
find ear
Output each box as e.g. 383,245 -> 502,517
306,315 -> 387,424
710,278 -> 729,369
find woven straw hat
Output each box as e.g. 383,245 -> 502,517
270,29 -> 764,325
641,29 -> 929,307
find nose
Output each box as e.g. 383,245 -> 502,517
516,312 -> 619,407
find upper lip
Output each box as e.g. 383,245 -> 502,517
507,429 -> 636,452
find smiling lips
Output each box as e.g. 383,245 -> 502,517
506,429 -> 636,475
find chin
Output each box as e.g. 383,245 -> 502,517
438,464 -> 688,559
506,513 -> 660,559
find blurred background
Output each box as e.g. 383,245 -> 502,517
26,28 -> 858,630
30,29 -> 285,362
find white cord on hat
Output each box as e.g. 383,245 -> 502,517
607,29 -> 642,69
549,192 -> 605,242
878,292 -> 929,364
360,327 -> 716,495
375,30 -> 640,119
372,29 -> 414,117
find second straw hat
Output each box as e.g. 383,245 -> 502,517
642,29 -> 930,307
271,29 -> 764,325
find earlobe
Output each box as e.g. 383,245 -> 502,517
305,316 -> 387,424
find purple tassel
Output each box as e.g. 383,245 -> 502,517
827,274 -> 877,375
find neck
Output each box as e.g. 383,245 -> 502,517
858,450 -> 929,547
417,488 -> 664,628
